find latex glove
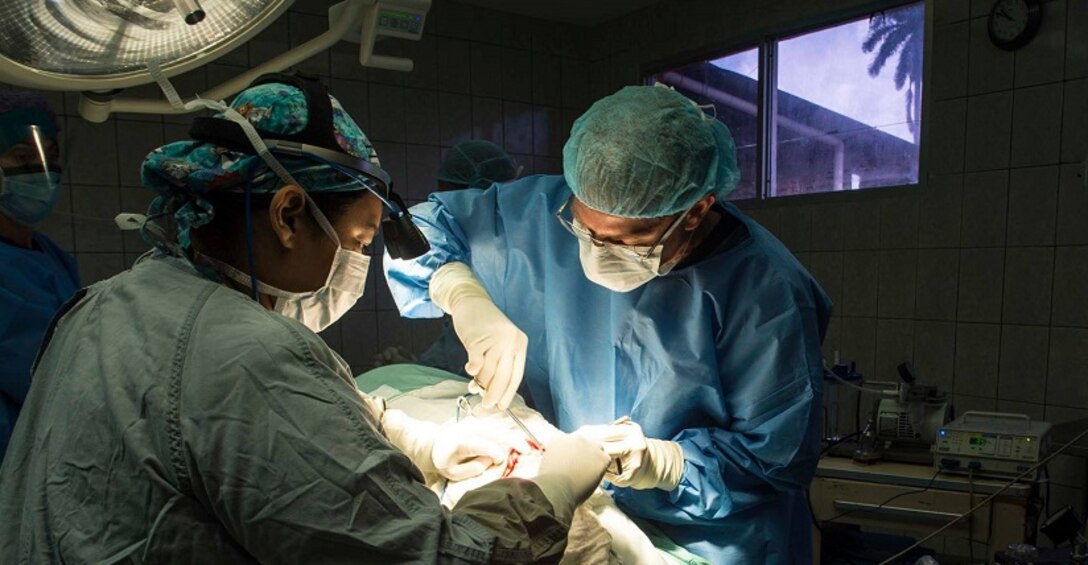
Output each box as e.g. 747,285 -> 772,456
574,420 -> 685,491
382,409 -> 530,481
372,346 -> 418,368
529,433 -> 609,525
429,262 -> 527,409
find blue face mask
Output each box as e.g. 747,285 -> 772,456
0,170 -> 62,225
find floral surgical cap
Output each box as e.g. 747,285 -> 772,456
140,82 -> 377,248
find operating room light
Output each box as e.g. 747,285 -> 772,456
0,1 -> 290,87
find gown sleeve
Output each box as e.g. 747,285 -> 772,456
179,310 -> 568,563
615,275 -> 826,525
384,187 -> 505,319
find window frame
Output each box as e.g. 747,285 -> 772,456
643,0 -> 933,204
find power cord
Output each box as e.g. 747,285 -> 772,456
822,469 -> 942,524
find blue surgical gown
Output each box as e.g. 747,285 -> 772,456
385,175 -> 832,564
0,233 -> 79,460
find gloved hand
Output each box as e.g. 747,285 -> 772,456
429,262 -> 527,409
529,433 -> 610,525
382,409 -> 530,481
372,346 -> 418,368
574,420 -> 685,491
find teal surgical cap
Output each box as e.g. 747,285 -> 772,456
562,85 -> 740,219
436,140 -> 518,188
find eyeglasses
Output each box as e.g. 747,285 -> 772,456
554,195 -> 690,264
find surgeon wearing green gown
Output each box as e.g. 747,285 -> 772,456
0,75 -> 607,563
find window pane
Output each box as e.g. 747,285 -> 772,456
773,2 -> 923,197
650,48 -> 760,201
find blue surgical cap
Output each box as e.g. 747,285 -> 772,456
562,86 -> 740,218
436,140 -> 518,188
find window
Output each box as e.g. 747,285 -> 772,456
649,1 -> 924,200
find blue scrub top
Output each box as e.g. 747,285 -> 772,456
0,232 -> 80,460
385,175 -> 831,563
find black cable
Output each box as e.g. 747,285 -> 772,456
823,469 -> 943,524
821,430 -> 863,458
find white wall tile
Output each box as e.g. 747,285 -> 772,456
998,324 -> 1049,404
403,145 -> 442,201
368,84 -> 406,143
778,205 -> 812,253
532,53 -> 563,107
502,102 -> 534,154
561,58 -> 592,111
917,248 -> 960,321
338,311 -> 378,374
1002,247 -> 1054,325
1011,83 -> 1064,167
438,92 -> 473,147
878,249 -> 917,318
500,48 -> 533,103
329,41 -> 369,82
957,248 -> 1005,322
841,200 -> 882,250
288,12 -> 331,77
961,170 -> 1009,246
377,310 -> 413,351
471,97 -> 504,147
403,34 -> 438,91
953,323 -> 1001,398
914,320 -> 957,392
436,37 -> 472,94
928,99 -> 968,174
1051,246 -> 1088,327
1013,0 -> 1067,87
840,316 -> 877,379
842,251 -> 879,317
874,319 -> 915,382
936,0 -> 972,23
470,43 -> 503,98
810,252 -> 844,309
329,79 -> 368,130
918,174 -> 963,248
964,91 -> 1014,172
932,21 -> 970,100
967,17 -> 1015,95
532,106 -> 563,157
1007,166 -> 1059,245
809,203 -> 845,251
372,142 -> 406,195
1057,163 -> 1088,244
1062,78 -> 1088,163
71,184 -> 122,253
404,89 -> 440,146
115,121 -> 164,188
1047,327 -> 1088,407
1068,0 -> 1088,79
65,120 -> 119,186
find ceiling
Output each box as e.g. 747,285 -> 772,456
453,0 -> 660,27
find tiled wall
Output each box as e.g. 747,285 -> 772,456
4,0 -> 596,374
6,0 -> 1086,529
596,0 -> 1088,525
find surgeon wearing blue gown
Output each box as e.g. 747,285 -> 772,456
386,86 -> 832,563
0,92 -> 79,461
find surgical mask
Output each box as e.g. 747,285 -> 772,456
212,195 -> 370,333
576,220 -> 690,293
0,170 -> 62,225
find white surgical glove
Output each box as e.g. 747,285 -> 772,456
575,420 -> 685,491
529,433 -> 610,525
428,262 -> 527,409
382,409 -> 529,481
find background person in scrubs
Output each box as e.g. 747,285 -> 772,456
0,91 -> 79,461
386,85 -> 831,563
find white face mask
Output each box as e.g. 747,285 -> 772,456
575,217 -> 686,293
214,195 -> 370,333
